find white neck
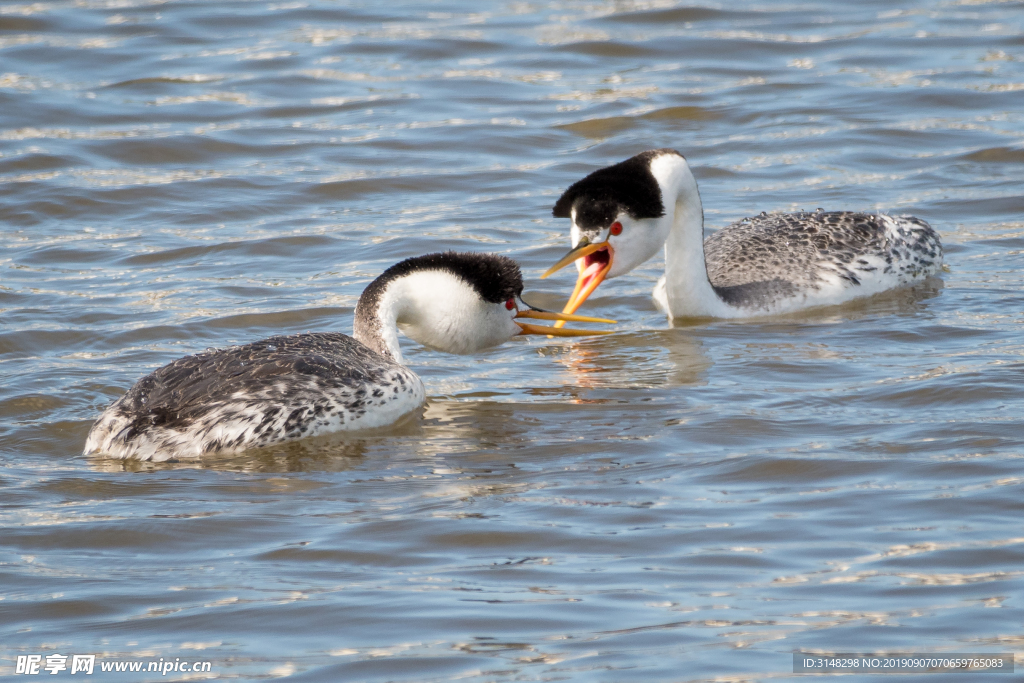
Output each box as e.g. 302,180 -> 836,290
354,280 -> 406,364
353,270 -> 519,363
650,155 -> 733,318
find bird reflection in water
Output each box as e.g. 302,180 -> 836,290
550,329 -> 713,395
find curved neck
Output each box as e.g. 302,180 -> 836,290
653,157 -> 732,318
353,267 -> 513,362
354,277 -> 405,364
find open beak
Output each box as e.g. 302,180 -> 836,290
514,306 -> 615,337
540,239 -> 614,328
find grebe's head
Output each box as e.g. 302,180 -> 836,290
543,149 -> 685,316
355,252 -> 615,358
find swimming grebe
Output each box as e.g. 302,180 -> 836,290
84,252 -> 613,460
542,149 -> 943,321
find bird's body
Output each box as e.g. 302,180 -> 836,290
545,149 -> 943,320
84,252 -> 612,461
82,333 -> 424,461
660,209 -> 941,317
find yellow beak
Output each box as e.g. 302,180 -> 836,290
514,307 -> 615,337
541,240 -> 614,328
540,239 -> 610,279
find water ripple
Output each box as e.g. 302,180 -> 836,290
2,0 -> 1024,680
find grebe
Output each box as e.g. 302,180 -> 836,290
84,252 -> 613,460
542,149 -> 943,321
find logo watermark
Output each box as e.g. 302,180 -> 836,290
14,654 -> 213,676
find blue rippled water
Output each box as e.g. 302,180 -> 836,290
2,1 -> 1024,681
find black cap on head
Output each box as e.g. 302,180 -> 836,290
354,251 -> 524,360
552,149 -> 682,229
376,251 -> 523,304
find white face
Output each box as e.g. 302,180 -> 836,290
394,271 -> 522,354
565,151 -> 689,282
572,211 -> 672,281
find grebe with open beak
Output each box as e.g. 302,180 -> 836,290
543,149 -> 942,321
84,252 -> 614,461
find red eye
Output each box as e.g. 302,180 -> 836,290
505,298 -> 515,310
610,221 -> 623,236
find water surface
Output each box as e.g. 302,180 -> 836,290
2,1 -> 1024,680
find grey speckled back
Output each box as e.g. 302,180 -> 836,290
704,211 -> 942,308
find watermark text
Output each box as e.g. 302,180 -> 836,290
794,653 -> 1013,673
15,654 -> 213,676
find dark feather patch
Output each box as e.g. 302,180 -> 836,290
552,149 -> 681,228
704,211 -> 943,308
366,251 -> 522,305
113,332 -> 395,439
